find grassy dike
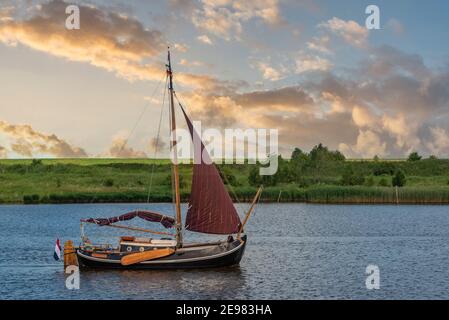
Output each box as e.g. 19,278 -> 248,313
1,158 -> 449,204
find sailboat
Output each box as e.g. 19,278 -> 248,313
67,49 -> 263,269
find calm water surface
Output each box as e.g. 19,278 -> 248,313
1,203 -> 449,299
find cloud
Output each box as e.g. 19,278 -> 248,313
148,137 -> 167,154
361,45 -> 430,79
174,43 -> 189,52
192,4 -> 241,40
234,86 -> 313,111
351,106 -> 378,128
295,52 -> 332,73
179,58 -> 204,67
169,0 -> 198,14
197,34 -> 213,45
256,62 -> 283,81
306,35 -> 332,54
320,17 -> 368,48
426,127 -> 449,156
0,145 -> 7,158
192,0 -> 282,40
0,5 -> 14,22
0,0 -> 165,82
0,120 -> 87,158
340,130 -> 387,158
232,0 -> 283,25
386,18 -> 404,35
103,133 -> 147,158
0,0 -> 230,92
3,2 -> 449,159
180,43 -> 449,158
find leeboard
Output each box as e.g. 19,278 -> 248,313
120,248 -> 175,266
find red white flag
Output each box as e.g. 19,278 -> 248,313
54,239 -> 61,261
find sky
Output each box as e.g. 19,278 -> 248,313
1,0 -> 449,159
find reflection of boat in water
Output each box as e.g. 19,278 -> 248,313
64,49 -> 262,270
80,266 -> 246,298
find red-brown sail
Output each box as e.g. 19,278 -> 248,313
179,105 -> 241,234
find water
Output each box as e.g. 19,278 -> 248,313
1,203 -> 449,300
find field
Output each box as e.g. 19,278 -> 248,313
1,158 -> 449,204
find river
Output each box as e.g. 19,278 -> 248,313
1,203 -> 449,299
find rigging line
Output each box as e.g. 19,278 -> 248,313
172,91 -> 249,216
146,75 -> 168,203
116,73 -> 166,156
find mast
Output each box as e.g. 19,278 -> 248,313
167,47 -> 183,247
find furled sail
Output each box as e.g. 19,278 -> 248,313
81,210 -> 175,229
179,105 -> 241,234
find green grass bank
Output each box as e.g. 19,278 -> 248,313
1,157 -> 449,204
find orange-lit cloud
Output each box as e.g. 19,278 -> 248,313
0,120 -> 87,158
192,0 -> 282,40
2,1 -> 449,159
0,0 -> 164,81
0,0 -> 232,91
320,17 -> 368,48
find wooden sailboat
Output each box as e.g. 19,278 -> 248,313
71,49 -> 262,269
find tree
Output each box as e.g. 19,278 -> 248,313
31,159 -> 43,166
392,169 -> 406,187
428,155 -> 438,160
248,166 -> 264,187
373,155 -> 379,162
248,164 -> 278,187
291,148 -> 305,161
372,162 -> 396,176
407,152 -> 422,161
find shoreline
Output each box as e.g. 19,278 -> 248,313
2,197 -> 449,205
2,159 -> 449,205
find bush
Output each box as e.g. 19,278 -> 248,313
392,169 -> 406,187
407,152 -> 422,162
23,194 -> 40,204
378,177 -> 390,187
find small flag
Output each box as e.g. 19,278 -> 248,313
54,238 -> 61,261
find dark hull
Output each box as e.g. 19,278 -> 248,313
77,235 -> 247,270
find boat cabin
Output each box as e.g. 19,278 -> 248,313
119,236 -> 177,253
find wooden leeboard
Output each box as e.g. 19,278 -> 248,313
121,248 -> 175,266
63,240 -> 78,268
